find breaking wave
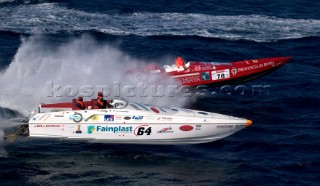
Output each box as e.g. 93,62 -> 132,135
0,3 -> 319,42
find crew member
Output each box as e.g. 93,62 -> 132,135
175,56 -> 185,69
76,96 -> 85,110
97,91 -> 105,109
106,99 -> 113,108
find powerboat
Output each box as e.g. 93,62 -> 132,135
126,56 -> 291,86
14,99 -> 252,144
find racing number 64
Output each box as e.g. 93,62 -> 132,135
137,127 -> 152,135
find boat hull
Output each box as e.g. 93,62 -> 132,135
126,56 -> 292,86
29,102 -> 251,144
29,122 -> 246,144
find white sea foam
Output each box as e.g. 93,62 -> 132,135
0,3 -> 319,42
0,35 -> 192,112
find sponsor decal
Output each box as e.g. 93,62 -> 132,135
115,115 -> 122,120
75,125 -> 82,134
115,110 -> 129,113
201,72 -> 210,81
157,126 -> 173,134
232,68 -> 237,75
104,115 -> 114,122
54,115 -> 64,117
212,69 -> 230,80
134,125 -> 152,136
132,116 -> 144,120
123,116 -> 131,120
235,124 -> 245,128
179,125 -> 193,131
252,59 -> 258,63
85,114 -> 99,121
195,65 -> 201,71
69,113 -> 83,122
217,124 -> 234,128
202,66 -> 213,71
177,75 -> 201,84
264,61 -> 275,67
172,73 -> 199,78
150,107 -> 160,113
35,124 -> 61,127
87,126 -> 95,134
87,125 -> 133,134
157,117 -> 173,121
195,125 -> 202,130
239,61 -> 275,73
237,65 -> 259,72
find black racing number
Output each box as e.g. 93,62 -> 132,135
137,127 -> 152,136
137,127 -> 145,135
217,73 -> 225,79
145,127 -> 151,135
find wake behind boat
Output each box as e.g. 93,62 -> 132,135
13,99 -> 252,144
126,56 -> 292,86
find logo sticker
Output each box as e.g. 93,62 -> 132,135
123,116 -> 131,120
232,68 -> 237,75
104,115 -> 114,122
132,116 -> 143,120
195,65 -> 201,71
70,113 -> 83,122
87,126 -> 95,134
157,126 -> 173,134
195,125 -> 202,130
75,125 -> 82,134
201,72 -> 210,80
85,114 -> 99,121
87,125 -> 133,134
179,125 -> 193,131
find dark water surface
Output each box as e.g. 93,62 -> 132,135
0,0 -> 319,185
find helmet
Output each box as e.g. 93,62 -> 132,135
78,96 -> 83,101
98,91 -> 103,97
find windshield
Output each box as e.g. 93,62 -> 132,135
110,99 -> 128,109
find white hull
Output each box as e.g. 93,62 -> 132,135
29,101 -> 251,144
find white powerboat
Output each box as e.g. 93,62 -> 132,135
22,99 -> 252,144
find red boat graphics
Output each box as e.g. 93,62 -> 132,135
126,56 -> 291,86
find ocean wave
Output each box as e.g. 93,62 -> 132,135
0,0 -> 15,3
0,3 -> 319,42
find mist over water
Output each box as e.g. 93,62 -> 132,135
0,35 -> 191,113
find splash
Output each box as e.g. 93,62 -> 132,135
0,35 -> 192,113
